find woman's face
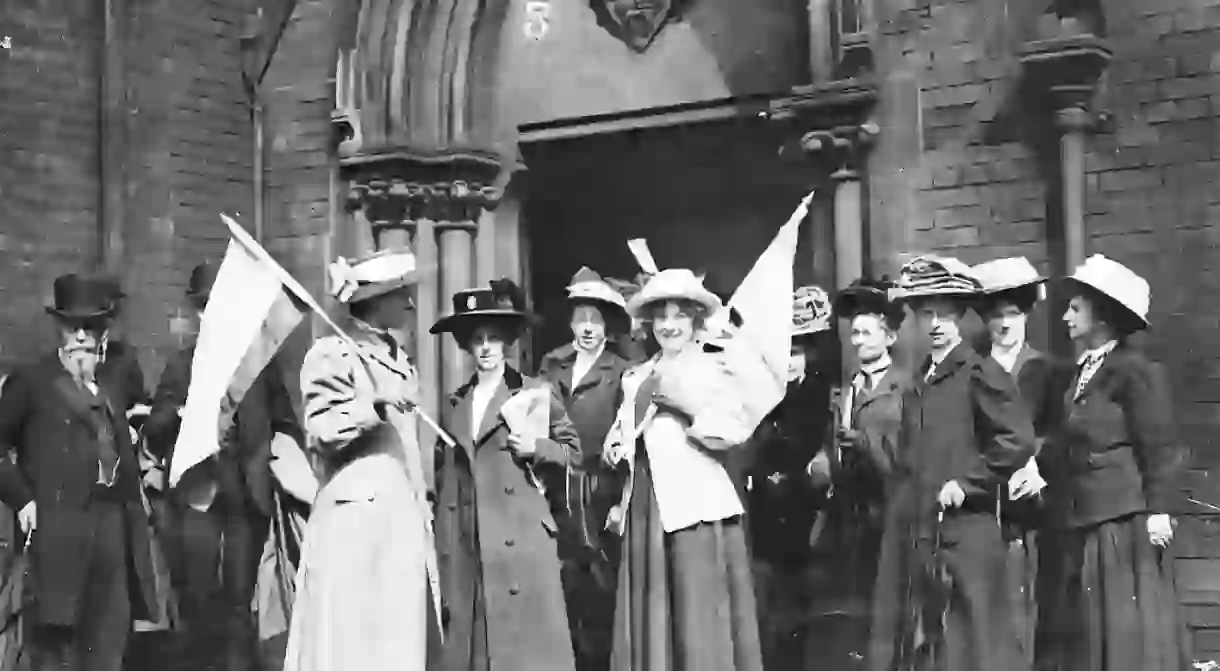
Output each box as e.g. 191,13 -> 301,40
850,313 -> 895,363
371,287 -> 415,330
1062,294 -> 1098,343
468,325 -> 508,372
986,300 -> 1028,349
650,301 -> 696,354
912,297 -> 964,352
570,304 -> 607,353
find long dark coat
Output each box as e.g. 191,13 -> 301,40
1037,345 -> 1188,671
98,339 -> 150,413
434,367 -> 581,671
537,343 -> 630,553
0,354 -> 159,626
868,341 -> 1036,671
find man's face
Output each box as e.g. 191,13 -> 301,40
986,301 -> 1027,350
912,297 -> 964,351
570,304 -> 607,353
469,325 -> 508,372
850,313 -> 896,364
57,317 -> 106,379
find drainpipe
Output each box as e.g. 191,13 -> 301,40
241,9 -> 267,243
99,0 -> 126,271
253,100 -> 266,243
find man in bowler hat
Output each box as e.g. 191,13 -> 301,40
145,262 -> 305,671
0,273 -> 160,671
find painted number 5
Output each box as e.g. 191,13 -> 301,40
524,1 -> 550,40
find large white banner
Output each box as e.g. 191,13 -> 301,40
169,235 -> 285,488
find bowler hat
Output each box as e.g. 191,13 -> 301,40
430,279 -> 529,336
45,274 -> 117,320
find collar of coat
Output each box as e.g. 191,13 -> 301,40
450,365 -> 525,405
921,340 -> 976,384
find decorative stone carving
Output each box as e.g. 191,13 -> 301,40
590,0 -> 676,53
768,78 -> 880,177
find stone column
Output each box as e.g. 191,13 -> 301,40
437,220 -> 476,409
1056,105 -> 1091,270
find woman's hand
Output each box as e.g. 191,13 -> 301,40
1008,457 -> 1047,500
506,432 -> 537,457
1147,513 -> 1174,547
937,480 -> 966,509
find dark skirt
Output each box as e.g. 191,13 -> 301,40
1038,513 -> 1189,671
610,450 -> 763,671
1003,526 -> 1037,668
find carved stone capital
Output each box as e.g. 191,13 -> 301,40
1019,33 -> 1113,130
344,151 -> 504,226
797,122 -> 880,180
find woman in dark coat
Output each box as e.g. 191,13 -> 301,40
1038,254 -> 1189,671
972,257 -> 1066,667
432,279 -> 582,671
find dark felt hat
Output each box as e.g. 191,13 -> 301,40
430,279 -> 529,335
45,274 -> 118,320
186,262 -> 219,300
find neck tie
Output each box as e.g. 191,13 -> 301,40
1075,353 -> 1100,398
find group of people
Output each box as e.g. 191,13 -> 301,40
0,242 -> 1191,671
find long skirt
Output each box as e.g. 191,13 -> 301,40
609,451 -> 763,671
284,485 -> 430,671
1038,513 -> 1189,671
1003,526 -> 1037,668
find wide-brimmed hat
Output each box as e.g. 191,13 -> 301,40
1064,254 -> 1150,327
625,269 -> 722,320
328,248 -> 419,304
972,257 -> 1047,303
46,274 -> 117,320
430,279 -> 529,335
792,285 -> 832,336
186,262 -> 219,301
892,255 -> 982,301
567,267 -> 628,313
834,276 -> 904,324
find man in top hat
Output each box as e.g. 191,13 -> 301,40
867,256 -> 1037,671
0,273 -> 160,671
145,261 -> 305,671
745,285 -> 837,670
431,279 -> 581,671
537,267 -> 633,671
92,275 -> 151,415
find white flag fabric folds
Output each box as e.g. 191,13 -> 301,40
720,191 -> 815,429
169,217 -> 309,487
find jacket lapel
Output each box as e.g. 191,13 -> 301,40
46,359 -> 109,425
854,367 -> 904,415
572,350 -> 619,397
450,387 -> 476,460
1011,345 -> 1040,379
552,350 -> 576,399
1070,351 -> 1117,404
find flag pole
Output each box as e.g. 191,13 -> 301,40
219,214 -> 458,449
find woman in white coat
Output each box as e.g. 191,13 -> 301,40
284,249 -> 439,671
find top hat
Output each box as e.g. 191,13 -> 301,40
186,262 -> 220,301
430,278 -> 529,335
1064,254 -> 1150,327
46,274 -> 118,320
328,248 -> 419,304
625,269 -> 722,320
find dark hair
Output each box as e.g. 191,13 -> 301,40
980,285 -> 1040,317
1075,284 -> 1144,337
845,305 -> 904,333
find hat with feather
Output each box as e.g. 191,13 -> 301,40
567,266 -> 628,314
892,255 -> 983,302
792,285 -> 833,337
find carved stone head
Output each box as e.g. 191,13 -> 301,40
594,0 -> 675,53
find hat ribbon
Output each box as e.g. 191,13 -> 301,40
327,258 -> 360,303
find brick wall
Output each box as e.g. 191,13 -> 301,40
868,0 -> 1220,658
0,1 -> 103,365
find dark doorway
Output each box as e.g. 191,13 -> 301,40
521,117 -> 828,360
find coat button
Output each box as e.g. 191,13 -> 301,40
504,486 -> 515,495
505,539 -> 515,547
508,585 -> 520,595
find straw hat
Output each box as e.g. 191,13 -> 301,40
625,269 -> 722,320
1064,254 -> 1150,326
430,279 -> 529,335
328,248 -> 419,304
972,257 -> 1047,302
892,255 -> 982,301
567,266 -> 628,313
792,285 -> 832,336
